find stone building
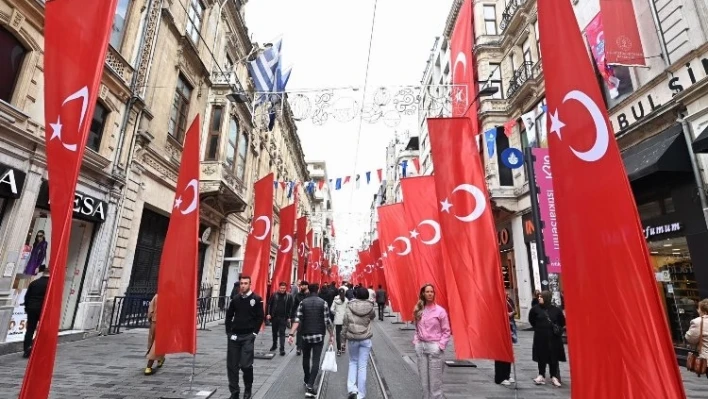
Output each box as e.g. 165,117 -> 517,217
306,161 -> 335,266
0,0 -> 312,343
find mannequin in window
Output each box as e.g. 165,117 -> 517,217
24,230 -> 48,276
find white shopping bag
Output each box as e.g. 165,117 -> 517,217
321,345 -> 338,372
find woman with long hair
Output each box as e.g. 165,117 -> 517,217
413,284 -> 451,399
331,288 -> 349,356
342,286 -> 375,399
528,290 -> 566,387
24,230 -> 47,275
144,294 -> 165,375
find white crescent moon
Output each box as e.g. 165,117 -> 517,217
377,258 -> 384,269
180,179 -> 199,215
298,242 -> 306,256
393,236 -> 412,256
452,184 -> 486,222
253,216 -> 271,240
280,235 -> 293,253
417,219 -> 441,245
454,52 -> 467,79
365,264 -> 374,274
563,90 -> 610,162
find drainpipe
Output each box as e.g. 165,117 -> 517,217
679,116 -> 708,227
648,0 -> 671,65
96,0 -> 156,333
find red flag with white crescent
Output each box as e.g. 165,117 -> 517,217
428,117 -> 513,362
155,116 -> 201,355
539,0 -> 684,396
450,0 -> 479,130
296,216 -> 308,280
20,1 -> 118,398
271,203 -> 296,295
370,239 -> 386,292
242,174 -> 275,302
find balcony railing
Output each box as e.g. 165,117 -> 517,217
506,61 -> 535,100
500,0 -> 526,33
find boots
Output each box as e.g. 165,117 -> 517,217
243,386 -> 252,399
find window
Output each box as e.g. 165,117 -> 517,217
0,27 -> 27,103
484,5 -> 497,35
534,22 -> 541,59
226,118 -> 238,167
495,127 -> 514,186
236,132 -> 248,181
205,106 -> 223,160
186,0 -> 204,45
109,0 -> 131,50
479,62 -> 503,99
87,102 -> 109,152
168,75 -> 192,143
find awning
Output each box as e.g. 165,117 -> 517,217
692,126 -> 708,154
621,123 -> 692,182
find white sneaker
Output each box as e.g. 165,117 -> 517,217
533,375 -> 546,385
501,380 -> 511,386
551,377 -> 562,387
508,377 -> 515,383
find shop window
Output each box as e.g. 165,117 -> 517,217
484,5 -> 497,35
236,132 -> 248,182
87,102 -> 109,152
205,106 -> 223,160
109,0 -> 132,50
479,62 -> 503,99
0,26 -> 27,103
226,118 -> 238,167
168,75 -> 192,144
496,127 -> 514,186
186,0 -> 205,45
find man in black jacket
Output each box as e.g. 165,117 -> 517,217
225,276 -> 264,399
23,265 -> 49,358
291,280 -> 309,356
288,284 -> 334,398
375,285 -> 388,321
267,282 -> 293,355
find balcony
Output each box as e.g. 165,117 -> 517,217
500,0 -> 527,34
105,45 -> 134,86
506,61 -> 536,101
199,161 -> 248,215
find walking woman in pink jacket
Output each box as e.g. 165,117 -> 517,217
413,284 -> 451,399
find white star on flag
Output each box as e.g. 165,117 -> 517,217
382,252 -> 388,258
387,244 -> 394,252
50,117 -> 63,141
549,110 -> 566,138
410,230 -> 420,239
441,199 -> 453,213
174,196 -> 183,209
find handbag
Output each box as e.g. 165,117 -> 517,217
543,309 -> 563,337
686,317 -> 707,376
321,345 -> 338,373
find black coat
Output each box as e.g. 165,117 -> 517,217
24,276 -> 49,312
528,304 -> 566,363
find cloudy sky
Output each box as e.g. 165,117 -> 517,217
245,0 -> 454,260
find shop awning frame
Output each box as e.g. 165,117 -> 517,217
692,125 -> 708,154
621,123 -> 693,182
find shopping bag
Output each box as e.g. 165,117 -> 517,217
321,345 -> 338,372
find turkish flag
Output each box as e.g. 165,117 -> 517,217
539,0 -> 684,396
307,247 -> 320,283
20,1 -> 118,398
271,203 -> 296,295
377,204 -> 418,322
370,239 -> 386,292
600,0 -> 646,66
242,174 -> 275,303
375,226 -> 399,312
428,117 -> 513,362
154,116 -> 201,356
359,250 -> 373,288
296,216 -> 308,280
450,0 -> 478,131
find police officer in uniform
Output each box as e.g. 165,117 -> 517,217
225,276 -> 264,399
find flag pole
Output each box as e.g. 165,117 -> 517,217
190,353 -> 196,392
512,361 -> 519,399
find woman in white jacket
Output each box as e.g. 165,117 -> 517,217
331,288 -> 349,356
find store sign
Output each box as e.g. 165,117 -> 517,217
0,163 -> 26,199
497,223 -> 513,251
611,51 -> 708,133
37,181 -> 108,223
644,222 -> 682,239
522,213 -> 535,242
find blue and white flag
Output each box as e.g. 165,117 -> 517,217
247,40 -> 282,104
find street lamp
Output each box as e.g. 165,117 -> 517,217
476,85 -> 499,98
226,91 -> 250,103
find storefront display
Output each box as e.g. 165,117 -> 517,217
497,222 -> 519,317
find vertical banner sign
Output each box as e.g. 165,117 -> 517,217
538,0 -> 684,397
242,174 -> 275,307
296,217 -> 307,280
20,1 -> 118,398
450,0 -> 479,132
584,14 -> 622,99
376,204 -> 418,323
599,0 -> 646,66
531,148 -> 561,273
155,116 -> 201,355
428,117 -> 514,362
271,203 -> 296,295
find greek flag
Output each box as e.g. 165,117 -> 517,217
247,40 -> 282,104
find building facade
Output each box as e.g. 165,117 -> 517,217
306,161 -> 335,267
0,0 -> 312,343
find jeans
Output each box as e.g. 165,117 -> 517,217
347,339 -> 372,398
271,317 -> 287,350
377,303 -> 385,320
335,325 -> 343,351
416,342 -> 444,399
539,361 -> 560,379
227,333 -> 256,394
23,310 -> 40,353
302,340 -> 325,386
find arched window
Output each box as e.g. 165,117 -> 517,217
236,132 -> 248,181
0,26 -> 27,103
226,118 -> 238,167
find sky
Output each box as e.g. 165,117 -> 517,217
245,0 -> 455,265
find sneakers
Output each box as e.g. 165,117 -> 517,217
508,377 -> 515,383
551,377 -> 562,387
280,351 -> 286,356
157,359 -> 165,368
347,392 -> 357,399
144,367 -> 154,375
500,379 -> 511,386
269,345 -> 277,352
305,385 -> 317,398
296,349 -> 302,356
243,388 -> 252,399
533,375 -> 545,385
